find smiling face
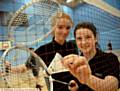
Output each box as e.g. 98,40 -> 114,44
54,18 -> 71,44
51,12 -> 73,45
75,28 -> 97,54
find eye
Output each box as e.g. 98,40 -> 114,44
58,26 -> 63,29
76,37 -> 82,40
66,26 -> 71,30
86,35 -> 91,39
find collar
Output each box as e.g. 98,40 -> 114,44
80,48 -> 102,59
89,48 -> 103,62
52,37 -> 67,47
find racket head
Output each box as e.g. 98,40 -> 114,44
8,0 -> 62,46
0,45 -> 53,91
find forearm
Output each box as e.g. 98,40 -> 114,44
86,75 -> 118,91
11,64 -> 28,73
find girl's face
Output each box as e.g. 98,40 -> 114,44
75,28 -> 97,54
54,18 -> 71,43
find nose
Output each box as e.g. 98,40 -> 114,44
81,38 -> 87,45
63,28 -> 70,35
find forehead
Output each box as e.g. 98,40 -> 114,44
76,28 -> 94,36
56,18 -> 72,26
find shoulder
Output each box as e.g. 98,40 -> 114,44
35,41 -> 53,53
39,42 -> 53,48
67,40 -> 75,44
104,52 -> 118,60
107,52 -> 119,63
100,51 -> 119,64
95,49 -> 119,62
66,40 -> 77,46
98,49 -> 116,57
108,52 -> 118,58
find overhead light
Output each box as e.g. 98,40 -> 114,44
66,0 -> 74,3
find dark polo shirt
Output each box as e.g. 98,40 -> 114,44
26,39 -> 78,91
77,49 -> 119,91
35,39 -> 78,67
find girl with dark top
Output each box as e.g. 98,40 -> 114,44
62,22 -> 119,91
26,12 -> 78,91
3,12 -> 78,91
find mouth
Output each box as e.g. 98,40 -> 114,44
81,45 -> 90,51
62,35 -> 68,38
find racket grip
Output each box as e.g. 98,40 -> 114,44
44,68 -> 51,76
68,83 -> 76,87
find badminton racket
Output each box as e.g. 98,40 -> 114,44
8,0 -> 62,46
0,45 -> 53,91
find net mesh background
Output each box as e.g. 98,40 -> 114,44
0,0 -> 120,90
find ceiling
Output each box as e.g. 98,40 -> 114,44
56,0 -> 84,8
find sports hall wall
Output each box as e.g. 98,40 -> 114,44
0,0 -> 120,56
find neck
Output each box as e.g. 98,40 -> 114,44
83,48 -> 96,61
54,38 -> 65,45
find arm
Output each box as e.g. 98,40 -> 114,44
10,55 -> 38,73
62,54 -> 119,91
10,64 -> 28,73
4,61 -> 28,73
86,75 -> 118,91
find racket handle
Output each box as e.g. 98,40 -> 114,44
45,68 -> 51,76
68,83 -> 76,87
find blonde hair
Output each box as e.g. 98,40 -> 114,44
51,12 -> 73,36
51,12 -> 73,27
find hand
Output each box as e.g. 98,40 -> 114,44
62,54 -> 91,84
4,61 -> 11,67
0,61 -> 11,76
4,61 -> 11,73
0,71 -> 4,76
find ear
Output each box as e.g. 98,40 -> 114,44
95,38 -> 98,43
95,34 -> 99,43
51,26 -> 56,36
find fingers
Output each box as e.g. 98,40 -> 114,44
5,61 -> 11,67
75,65 -> 91,84
62,54 -> 87,70
61,54 -> 91,84
61,54 -> 75,66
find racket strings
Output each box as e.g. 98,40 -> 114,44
9,0 -> 60,28
0,47 -> 52,90
10,13 -> 28,26
4,57 -> 33,87
8,0 -> 62,46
